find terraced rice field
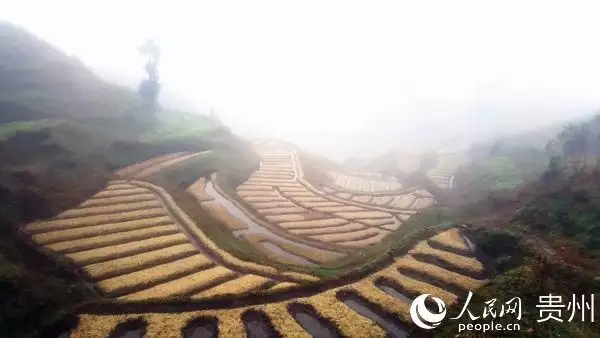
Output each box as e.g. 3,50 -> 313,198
322,187 -> 437,212
186,175 -> 345,266
28,140 -> 480,337
426,153 -> 466,189
327,171 -> 403,192
231,146 -> 415,248
70,228 -> 487,338
24,180 -> 319,302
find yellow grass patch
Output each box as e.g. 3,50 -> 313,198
67,233 -> 189,265
84,243 -> 198,280
261,303 -> 311,338
290,222 -> 367,236
121,266 -> 237,301
243,196 -> 287,202
237,190 -> 279,197
289,196 -> 328,202
80,193 -> 157,208
334,211 -> 391,220
268,282 -> 300,292
310,228 -> 380,243
215,310 -> 246,338
250,201 -> 297,209
93,187 -> 149,198
409,241 -> 484,274
260,164 -> 293,169
428,228 -> 471,253
255,173 -> 294,179
31,216 -> 173,245
281,191 -> 317,197
246,178 -> 294,184
252,173 -> 293,179
265,214 -> 307,223
374,264 -> 458,304
298,201 -> 343,208
277,186 -> 308,192
396,256 -> 483,291
312,205 -> 366,213
25,208 -> 169,233
256,170 -> 294,175
56,200 -> 161,219
236,185 -> 274,191
336,231 -> 389,247
47,224 -> 179,253
256,207 -> 306,215
299,291 -> 386,338
99,255 -> 214,295
351,280 -> 411,322
202,203 -> 247,230
278,218 -> 348,229
71,314 -> 130,338
191,274 -> 271,299
359,218 -> 394,226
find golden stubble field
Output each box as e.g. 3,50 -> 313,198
22,148 -> 486,337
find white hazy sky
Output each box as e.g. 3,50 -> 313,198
4,0 -> 600,160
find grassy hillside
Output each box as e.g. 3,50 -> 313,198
0,21 -> 136,122
426,118 -> 600,337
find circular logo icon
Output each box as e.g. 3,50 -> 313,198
410,294 -> 447,329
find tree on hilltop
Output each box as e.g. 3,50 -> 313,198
138,39 -> 161,113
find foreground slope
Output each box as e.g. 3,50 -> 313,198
0,22 -> 263,337
68,227 -> 486,337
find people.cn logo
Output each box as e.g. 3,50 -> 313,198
410,294 -> 447,329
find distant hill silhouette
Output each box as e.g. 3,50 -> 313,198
0,21 -> 136,122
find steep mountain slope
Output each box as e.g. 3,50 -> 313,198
0,22 -> 259,337
0,21 -> 136,122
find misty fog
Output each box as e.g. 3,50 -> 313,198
5,0 -> 600,161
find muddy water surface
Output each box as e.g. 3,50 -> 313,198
204,180 -> 341,264
289,303 -> 342,338
375,280 -> 413,304
242,310 -> 281,338
182,317 -> 219,338
338,292 -> 409,338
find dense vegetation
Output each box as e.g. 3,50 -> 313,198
428,115 -> 600,337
